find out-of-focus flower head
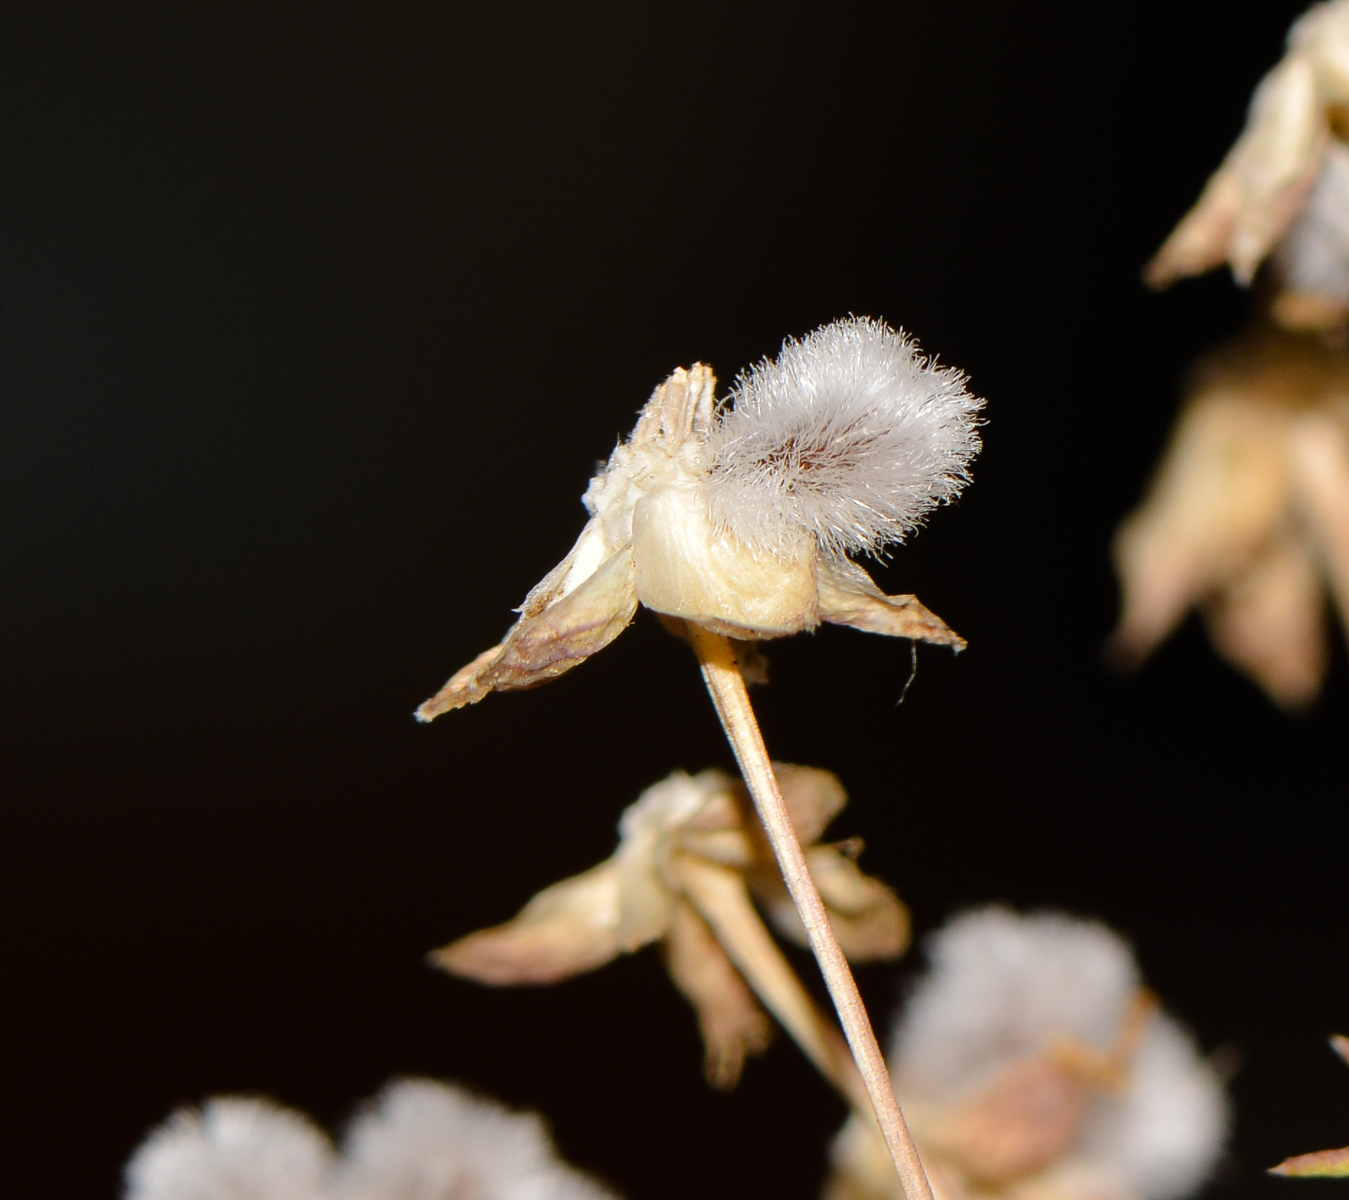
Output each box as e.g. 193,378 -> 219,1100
432,764 -> 908,1089
1146,0 -> 1349,332
124,1097 -> 335,1200
124,1080 -> 618,1200
825,908 -> 1229,1200
334,1080 -> 617,1200
417,317 -> 983,719
1109,324 -> 1349,708
1269,1035 -> 1349,1178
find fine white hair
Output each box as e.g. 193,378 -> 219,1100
892,907 -> 1228,1200
1272,140 -> 1349,304
705,316 -> 983,558
333,1079 -> 618,1200
124,1097 -> 334,1200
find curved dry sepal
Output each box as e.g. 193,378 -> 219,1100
755,842 -> 910,962
1146,53 -> 1325,289
817,556 -> 966,650
1271,1147 -> 1349,1177
662,896 -> 774,1090
429,862 -> 625,984
416,543 -> 637,720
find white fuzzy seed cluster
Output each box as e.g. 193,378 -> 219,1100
706,317 -> 983,559
124,1081 -> 618,1200
892,908 -> 1228,1200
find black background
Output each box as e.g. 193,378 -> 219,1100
2,3 -> 1345,1198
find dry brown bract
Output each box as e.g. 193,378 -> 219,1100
416,364 -> 962,720
1110,325 -> 1349,708
433,764 -> 908,1092
1145,0 -> 1349,331
1270,1035 -> 1349,1178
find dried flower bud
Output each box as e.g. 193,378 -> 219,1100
1109,324 -> 1349,708
124,1098 -> 334,1200
417,317 -> 981,719
825,908 -> 1228,1200
432,764 -> 908,1089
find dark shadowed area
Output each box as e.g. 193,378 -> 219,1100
1,3 -> 1344,1198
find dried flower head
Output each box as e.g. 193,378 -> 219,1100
433,764 -> 908,1090
334,1080 -> 617,1200
825,908 -> 1228,1200
124,1081 -> 617,1200
417,317 -> 981,719
1145,0 -> 1349,331
124,1097 -> 335,1200
1268,1035 -> 1349,1178
1110,323 -> 1349,708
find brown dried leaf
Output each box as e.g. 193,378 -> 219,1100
417,543 -> 637,720
1270,1147 -> 1349,1177
662,897 -> 773,1090
817,556 -> 966,651
430,862 -> 626,985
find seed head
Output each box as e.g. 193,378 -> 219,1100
707,317 -> 983,559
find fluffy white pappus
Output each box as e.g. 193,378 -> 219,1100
1079,1015 -> 1230,1200
1272,140 -> 1349,303
333,1079 -> 618,1200
705,317 -> 983,558
125,1097 -> 334,1200
892,908 -> 1228,1200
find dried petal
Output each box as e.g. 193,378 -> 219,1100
1202,531 -> 1327,708
1270,1147 -> 1349,1177
1146,52 -> 1325,288
417,543 -> 637,719
662,897 -> 773,1089
431,862 -> 626,985
1289,407 -> 1349,627
755,844 -> 910,962
1111,385 -> 1290,666
817,556 -> 966,650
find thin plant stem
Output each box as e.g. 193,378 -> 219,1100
688,623 -> 934,1200
673,854 -> 873,1119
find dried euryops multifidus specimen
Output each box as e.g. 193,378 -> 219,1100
416,316 -> 980,720
1269,1035 -> 1349,1178
1109,322 -> 1349,708
434,764 -> 907,1093
418,316 -> 984,1200
825,909 -> 1229,1200
1145,0 -> 1349,333
124,1080 -> 618,1200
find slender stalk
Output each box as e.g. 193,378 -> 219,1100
673,854 -> 873,1119
688,623 -> 934,1200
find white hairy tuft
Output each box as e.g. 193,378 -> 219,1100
124,1097 -> 334,1200
705,316 -> 983,558
1272,140 -> 1349,303
892,907 -> 1228,1200
333,1079 -> 617,1200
